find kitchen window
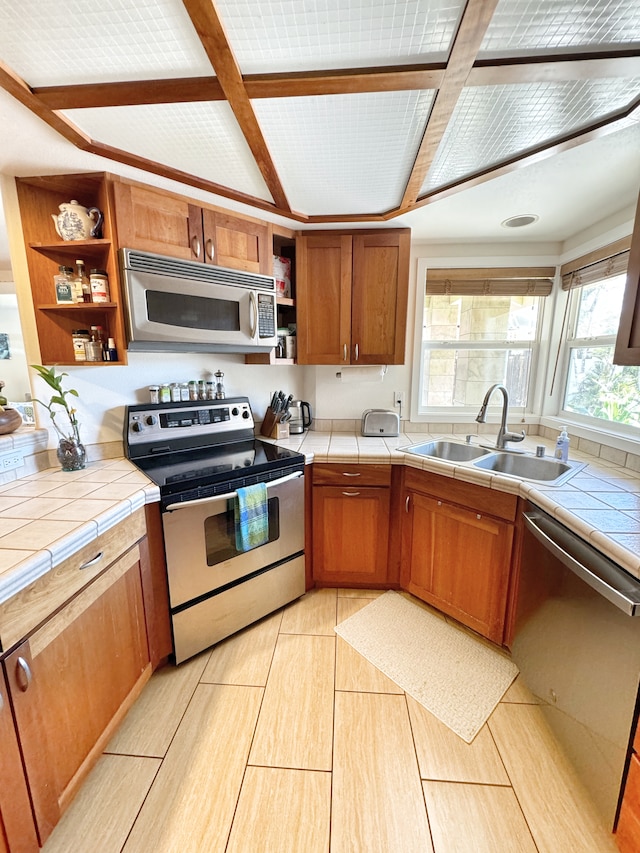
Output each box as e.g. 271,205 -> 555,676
417,268 -> 552,416
559,248 -> 638,427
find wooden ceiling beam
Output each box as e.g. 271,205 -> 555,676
29,52 -> 638,110
33,77 -> 225,109
181,0 -> 290,212
400,0 -> 501,209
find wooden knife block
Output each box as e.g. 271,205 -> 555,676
261,409 -> 290,439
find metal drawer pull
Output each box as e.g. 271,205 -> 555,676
342,491 -> 361,496
0,691 -> 3,712
437,500 -> 442,506
205,238 -> 214,260
342,472 -> 361,477
343,343 -> 347,361
16,657 -> 32,692
477,514 -> 482,520
405,496 -> 410,512
355,343 -> 359,361
79,551 -> 104,570
191,235 -> 201,258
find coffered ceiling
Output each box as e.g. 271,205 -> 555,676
0,0 -> 639,228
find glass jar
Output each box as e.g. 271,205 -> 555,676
54,266 -> 75,303
170,382 -> 181,402
180,382 -> 190,401
71,329 -> 90,362
84,326 -> 104,362
149,385 -> 160,405
89,269 -> 110,303
159,384 -> 171,404
188,380 -> 199,401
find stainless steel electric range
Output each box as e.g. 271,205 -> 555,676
124,396 -> 306,663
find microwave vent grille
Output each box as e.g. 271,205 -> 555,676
120,248 -> 276,292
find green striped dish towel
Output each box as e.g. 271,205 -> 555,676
234,483 -> 269,552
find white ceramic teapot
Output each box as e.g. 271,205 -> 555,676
52,200 -> 104,241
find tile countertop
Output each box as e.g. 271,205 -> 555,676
2,429 -> 640,616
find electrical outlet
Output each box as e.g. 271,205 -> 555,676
393,390 -> 404,406
0,451 -> 24,471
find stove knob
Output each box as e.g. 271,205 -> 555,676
131,421 -> 144,433
242,410 -> 250,419
231,407 -> 239,417
145,415 -> 157,426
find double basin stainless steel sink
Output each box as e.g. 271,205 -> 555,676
401,440 -> 586,486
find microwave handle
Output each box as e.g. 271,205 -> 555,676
249,291 -> 258,339
164,470 -> 303,512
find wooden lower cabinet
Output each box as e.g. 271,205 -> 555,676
400,469 -> 516,644
2,543 -> 151,848
312,464 -> 392,586
616,725 -> 640,852
0,669 -> 39,853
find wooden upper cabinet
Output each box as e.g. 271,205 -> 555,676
296,233 -> 352,364
614,187 -> 640,365
351,230 -> 410,364
113,181 -> 271,274
295,228 -> 410,365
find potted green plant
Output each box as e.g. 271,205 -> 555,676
31,365 -> 86,470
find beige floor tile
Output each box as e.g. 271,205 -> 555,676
489,703 -> 618,852
105,652 -> 211,757
249,633 -> 335,771
337,588 -> 386,598
501,674 -> 539,704
42,754 -> 161,853
226,766 -> 331,853
424,780 -> 538,853
122,683 -> 263,853
335,598 -> 403,694
407,695 -> 509,785
279,586 -> 337,635
200,609 -> 282,686
332,691 -> 433,853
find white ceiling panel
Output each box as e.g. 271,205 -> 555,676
481,0 -> 640,55
422,77 -> 640,194
0,0 -> 213,86
63,102 -> 273,202
215,0 -> 465,73
254,90 -> 435,214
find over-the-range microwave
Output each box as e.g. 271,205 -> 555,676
120,248 -> 278,353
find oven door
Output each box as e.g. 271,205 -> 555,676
162,471 -> 304,608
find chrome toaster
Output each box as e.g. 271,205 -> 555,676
361,409 -> 400,437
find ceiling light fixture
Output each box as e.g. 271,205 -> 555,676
501,214 -> 539,228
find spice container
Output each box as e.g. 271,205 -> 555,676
89,269 -> 110,303
72,260 -> 91,303
180,383 -> 190,401
71,329 -> 91,362
188,380 -> 199,401
149,385 -> 160,405
170,383 -> 181,402
159,384 -> 171,404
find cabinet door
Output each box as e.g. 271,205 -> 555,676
0,670 -> 39,853
296,234 -> 352,364
313,485 -> 390,585
402,490 -> 513,644
113,182 -> 199,260
4,547 -> 150,846
614,187 -> 640,365
202,208 -> 270,274
351,230 -> 410,364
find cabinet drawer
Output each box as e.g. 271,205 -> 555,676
0,508 -> 145,651
403,467 -> 517,521
313,463 -> 391,487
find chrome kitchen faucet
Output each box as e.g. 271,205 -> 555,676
475,383 -> 526,450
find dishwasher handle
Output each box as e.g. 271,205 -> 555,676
523,510 -> 640,616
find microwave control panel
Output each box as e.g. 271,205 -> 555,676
257,293 -> 276,339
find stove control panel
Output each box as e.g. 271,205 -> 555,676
126,399 -> 254,446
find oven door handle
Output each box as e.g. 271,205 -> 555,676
164,470 -> 303,512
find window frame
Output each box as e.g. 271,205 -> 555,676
410,258 -> 551,424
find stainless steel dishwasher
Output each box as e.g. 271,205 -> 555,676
512,502 -> 640,830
